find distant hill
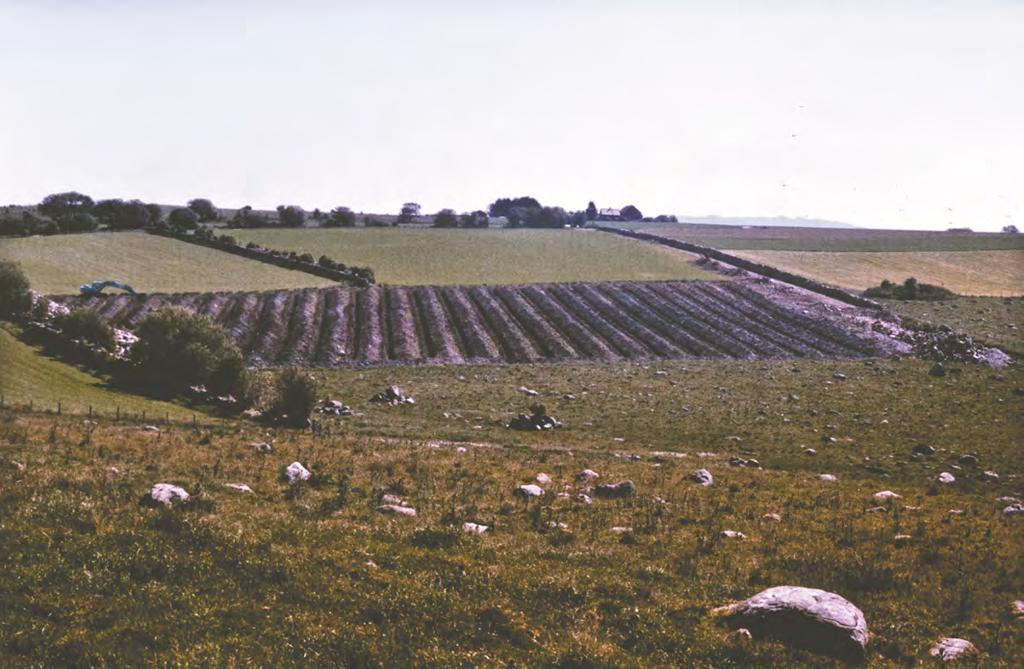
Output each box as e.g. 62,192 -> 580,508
677,216 -> 857,229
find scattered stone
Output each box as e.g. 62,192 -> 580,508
462,522 -> 489,534
948,509 -> 965,515
833,372 -> 846,380
873,490 -> 901,502
982,470 -> 999,481
143,425 -> 160,433
610,526 -> 633,534
689,469 -> 714,486
545,521 -> 569,530
508,404 -> 562,431
912,444 -> 936,456
712,586 -> 868,660
370,385 -> 415,405
575,493 -> 593,505
380,493 -> 404,505
957,454 -> 979,466
721,530 -> 747,539
455,446 -> 467,453
893,534 -> 912,546
576,468 -> 600,481
817,474 -> 838,482
141,483 -> 189,508
732,628 -> 753,642
250,441 -> 273,453
377,504 -> 417,517
562,393 -> 576,401
728,457 -> 760,468
997,496 -> 1022,505
762,513 -> 782,522
1011,600 -> 1024,620
1004,503 -> 1024,515
242,408 -> 263,419
283,461 -> 310,484
315,399 -> 354,416
517,386 -> 539,396
594,480 -> 636,499
364,560 -> 379,571
866,506 -> 888,513
535,473 -> 551,484
904,505 -> 923,511
803,448 -> 817,456
514,484 -> 545,498
224,483 -> 253,493
937,472 -> 956,484
929,637 -> 977,661
929,362 -> 947,377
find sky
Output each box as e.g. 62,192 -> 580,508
0,0 -> 1021,231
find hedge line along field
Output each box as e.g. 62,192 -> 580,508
627,223 -> 1024,252
0,327 -> 200,420
1,356 -> 1021,667
58,280 -> 886,367
229,228 -> 722,285
729,250 -> 1024,297
0,231 -> 333,295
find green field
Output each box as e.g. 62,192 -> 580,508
1,357 -> 1021,667
629,223 -> 1024,252
884,296 -> 1024,354
0,232 -> 333,295
230,228 -> 720,285
0,327 -> 200,420
732,250 -> 1024,297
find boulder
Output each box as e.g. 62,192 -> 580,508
370,385 -> 415,405
462,522 -> 489,534
1003,503 -> 1024,515
1011,600 -> 1024,620
141,483 -> 189,508
545,520 -> 569,530
283,461 -> 311,484
873,490 -> 901,502
576,468 -> 600,481
250,441 -> 273,453
377,504 -> 417,517
536,473 -> 552,484
982,470 -> 999,481
762,513 -> 782,522
721,530 -> 747,539
594,480 -> 636,499
514,483 -> 544,498
929,637 -> 977,661
380,493 -> 404,505
224,483 -> 253,493
937,472 -> 956,484
517,386 -> 539,396
713,586 -> 868,660
957,454 -> 979,466
689,469 -> 714,486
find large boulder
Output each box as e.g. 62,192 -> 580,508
514,483 -> 545,498
282,461 -> 311,484
141,483 -> 190,508
689,469 -> 714,486
712,586 -> 868,660
929,637 -> 977,661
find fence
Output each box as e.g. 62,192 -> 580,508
0,393 -> 205,428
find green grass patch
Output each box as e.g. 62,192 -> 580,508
884,296 -> 1024,354
0,231 -> 333,295
230,228 -> 721,285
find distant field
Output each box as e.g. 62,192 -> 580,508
0,232 -> 332,295
231,228 -> 719,285
0,327 -> 198,419
629,223 -> 1024,252
732,250 -> 1024,296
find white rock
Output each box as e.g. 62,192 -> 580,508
545,521 -> 569,530
689,468 -> 714,486
1011,600 -> 1024,619
937,472 -> 955,484
997,496 -> 1022,505
762,513 -> 782,522
514,484 -> 544,498
713,586 -> 868,659
377,504 -> 417,517
1003,503 -> 1024,515
224,483 -> 253,493
817,474 -> 838,482
455,446 -> 467,453
982,470 -> 999,481
462,522 -> 489,534
517,386 -> 539,396
929,637 -> 977,661
143,425 -> 160,433
576,468 -> 600,481
721,530 -> 747,539
283,461 -> 310,484
610,526 -> 632,533
873,490 -> 901,502
380,493 -> 404,505
143,483 -> 189,507
536,473 -> 552,484
250,441 -> 273,453
576,493 -> 593,505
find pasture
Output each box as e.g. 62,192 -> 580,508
0,232 -> 333,295
731,250 -> 1024,297
1,356 -> 1021,667
884,296 -> 1024,354
229,228 -> 720,285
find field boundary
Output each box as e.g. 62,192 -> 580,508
595,226 -> 884,309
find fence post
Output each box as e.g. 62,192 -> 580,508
58,401 -> 61,415
115,406 -> 119,421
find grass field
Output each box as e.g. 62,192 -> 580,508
629,223 -> 1024,252
731,250 -> 1024,297
0,232 -> 333,295
1,357 -> 1021,667
230,228 -> 720,285
0,327 -> 199,420
883,296 -> 1024,354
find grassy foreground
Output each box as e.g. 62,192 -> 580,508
230,228 -> 720,285
0,232 -> 332,295
732,250 -> 1024,297
1,357 -> 1021,667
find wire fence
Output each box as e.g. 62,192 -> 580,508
0,394 -> 204,427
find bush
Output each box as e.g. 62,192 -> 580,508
168,208 -> 199,230
270,368 -> 318,427
432,209 -> 459,228
187,198 -> 218,222
54,309 -> 115,350
864,277 -> 956,301
0,260 -> 31,319
128,309 -> 253,401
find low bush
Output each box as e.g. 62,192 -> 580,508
269,368 -> 319,427
54,309 -> 115,351
0,260 -> 32,319
865,277 -> 956,301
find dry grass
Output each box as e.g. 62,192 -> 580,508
732,250 -> 1024,297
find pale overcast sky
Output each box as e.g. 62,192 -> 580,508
1,1 -> 1021,230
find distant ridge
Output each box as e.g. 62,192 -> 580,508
677,216 -> 857,229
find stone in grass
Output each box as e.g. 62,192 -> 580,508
817,474 -> 838,482
462,522 -> 489,534
689,469 -> 714,486
1011,600 -> 1024,620
721,530 -> 747,539
536,472 -> 552,484
873,490 -> 901,502
514,483 -> 545,498
377,504 -> 416,517
380,493 -> 404,505
594,480 -> 636,499
250,441 -> 273,453
762,513 -> 782,522
937,472 -> 956,484
1004,503 -> 1024,516
224,483 -> 253,493
282,461 -> 310,484
712,586 -> 869,661
141,483 -> 189,508
929,637 -> 977,661
576,468 -> 600,481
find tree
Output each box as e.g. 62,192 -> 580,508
54,309 -> 115,351
145,203 -> 163,225
168,207 -> 200,230
432,209 -> 459,228
325,206 -> 355,228
93,199 -> 157,230
270,368 -> 319,427
230,205 -> 269,228
129,309 -> 253,401
187,198 -> 218,222
569,211 -> 587,227
276,205 -> 305,227
60,211 -> 99,233
0,260 -> 31,319
1003,225 -> 1019,234
397,202 -> 421,225
37,191 -> 94,221
585,201 -> 598,221
488,196 -> 541,219
620,204 -> 643,221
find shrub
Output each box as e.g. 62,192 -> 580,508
0,260 -> 32,319
168,208 -> 199,230
187,198 -> 218,222
54,309 -> 115,350
864,277 -> 956,301
128,309 -> 253,401
270,368 -> 318,427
